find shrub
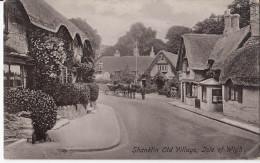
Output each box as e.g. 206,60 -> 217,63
4,89 -> 57,142
73,83 -> 91,105
4,89 -> 30,113
41,83 -> 82,106
87,83 -> 99,102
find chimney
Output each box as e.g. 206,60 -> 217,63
250,0 -> 259,37
224,9 -> 232,35
150,46 -> 155,57
114,50 -> 120,57
231,14 -> 240,32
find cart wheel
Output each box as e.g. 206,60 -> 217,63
104,88 -> 109,95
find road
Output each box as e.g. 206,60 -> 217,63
5,93 -> 259,159
68,93 -> 259,159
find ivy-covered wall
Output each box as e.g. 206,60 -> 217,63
27,25 -> 95,90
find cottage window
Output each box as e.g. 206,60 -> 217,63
192,84 -> 198,97
212,89 -> 222,103
202,85 -> 207,102
228,85 -> 242,103
186,83 -> 197,97
4,64 -> 26,88
158,65 -> 168,73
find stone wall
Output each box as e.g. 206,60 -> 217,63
57,104 -> 89,120
4,113 -> 33,140
4,103 -> 95,140
223,86 -> 260,124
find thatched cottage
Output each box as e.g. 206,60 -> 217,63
177,0 -> 259,124
138,50 -> 178,87
95,46 -> 155,81
4,0 -> 92,88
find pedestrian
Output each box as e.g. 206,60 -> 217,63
141,86 -> 146,100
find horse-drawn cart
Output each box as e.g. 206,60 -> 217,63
104,84 -> 122,96
104,83 -> 141,98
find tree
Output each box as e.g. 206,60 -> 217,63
153,71 -> 166,90
165,26 -> 192,54
101,22 -> 166,57
193,0 -> 250,35
228,0 -> 250,28
70,18 -> 101,51
111,65 -> 135,84
193,14 -> 224,34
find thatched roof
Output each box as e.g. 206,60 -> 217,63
18,0 -> 88,44
198,78 -> 220,86
209,26 -> 250,70
97,56 -> 154,74
182,34 -> 221,70
219,37 -> 260,87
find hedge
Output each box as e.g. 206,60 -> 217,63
87,83 -> 99,102
41,83 -> 90,107
4,89 -> 57,143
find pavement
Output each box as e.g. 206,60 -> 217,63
4,104 -> 121,158
168,99 -> 260,135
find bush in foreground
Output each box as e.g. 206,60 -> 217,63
4,89 -> 57,143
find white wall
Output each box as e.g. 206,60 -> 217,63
150,64 -> 175,79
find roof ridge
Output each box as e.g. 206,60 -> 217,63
183,33 -> 221,37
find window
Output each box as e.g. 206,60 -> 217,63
158,65 -> 168,73
212,89 -> 222,103
4,64 -> 25,88
202,85 -> 207,102
228,85 -> 242,103
186,83 -> 197,97
192,84 -> 198,97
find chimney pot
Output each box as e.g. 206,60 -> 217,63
224,10 -> 232,35
231,14 -> 240,32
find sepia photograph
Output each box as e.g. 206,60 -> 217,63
2,0 -> 260,160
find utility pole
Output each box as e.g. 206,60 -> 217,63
135,40 -> 138,83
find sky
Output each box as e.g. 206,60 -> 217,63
45,0 -> 233,46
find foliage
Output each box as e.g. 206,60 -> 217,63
86,83 -> 99,102
111,65 -> 135,84
193,14 -> 225,35
77,61 -> 95,83
41,83 -> 90,106
193,0 -> 250,35
153,72 -> 166,90
4,89 -> 57,141
101,22 -> 166,57
27,26 -> 74,89
73,83 -> 91,105
165,26 -> 192,54
28,27 -> 66,79
70,17 -> 101,51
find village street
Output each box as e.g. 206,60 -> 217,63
5,93 -> 259,159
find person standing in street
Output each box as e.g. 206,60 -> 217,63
141,86 -> 146,100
